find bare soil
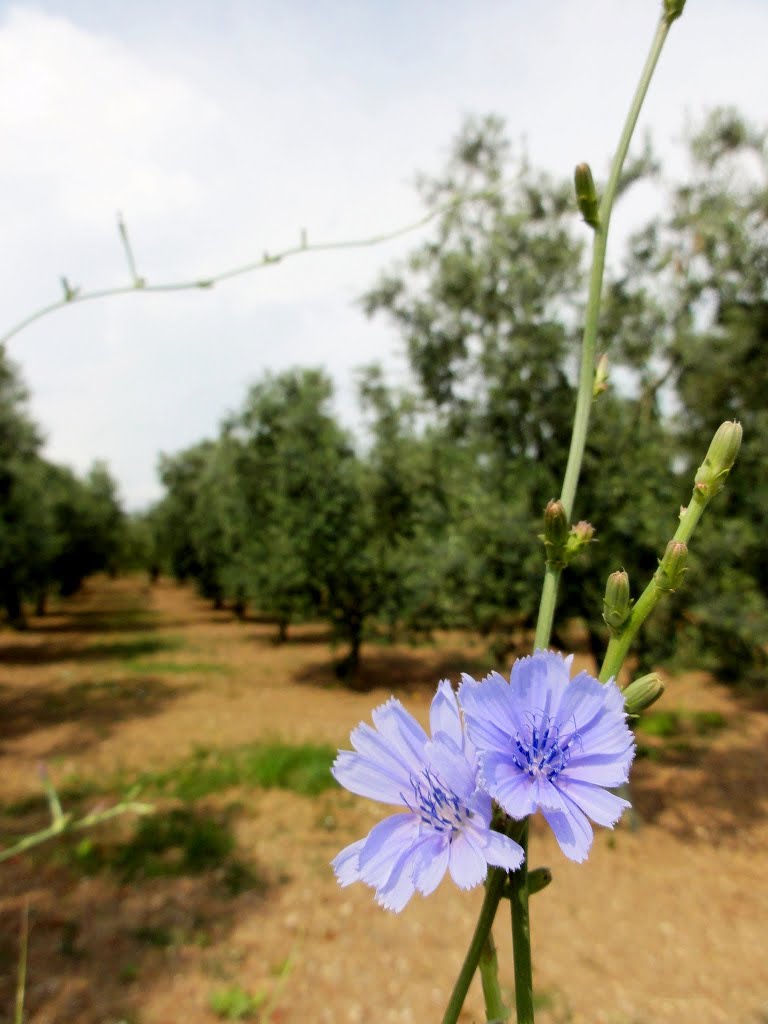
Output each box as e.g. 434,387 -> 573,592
0,576 -> 766,1024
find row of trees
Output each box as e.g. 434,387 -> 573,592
151,110 -> 768,685
0,346 -> 127,626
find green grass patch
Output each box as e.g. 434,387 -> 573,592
138,741 -> 337,801
635,708 -> 727,739
1,740 -> 336,830
209,985 -> 266,1020
69,807 -> 240,881
86,634 -> 185,661
63,806 -> 266,893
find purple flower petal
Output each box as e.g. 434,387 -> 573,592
331,749 -> 408,805
357,814 -> 421,889
448,829 -> 488,889
429,679 -> 463,749
466,822 -> 524,872
541,802 -> 593,863
558,779 -> 630,827
370,698 -> 429,764
412,835 -> 451,896
331,838 -> 365,887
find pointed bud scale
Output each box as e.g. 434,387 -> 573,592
623,673 -> 665,716
694,421 -> 743,499
663,0 -> 686,25
540,500 -> 569,568
603,570 -> 632,634
593,353 -> 609,398
574,163 -> 600,229
655,540 -> 688,592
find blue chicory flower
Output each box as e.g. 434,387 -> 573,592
331,680 -> 524,911
459,650 -> 635,863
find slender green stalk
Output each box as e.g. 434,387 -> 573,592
0,800 -> 153,864
535,13 -> 672,669
442,869 -> 507,1024
559,13 -> 672,520
512,14 -> 675,1023
448,9 -> 681,1023
508,823 -> 534,1024
15,903 -> 29,1024
479,930 -> 509,1022
599,487 -> 709,682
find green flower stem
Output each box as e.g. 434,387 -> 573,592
442,868 -> 508,1024
479,930 -> 509,1023
508,821 -> 534,1024
0,799 -> 153,864
559,12 -> 672,522
448,9 -> 681,1024
535,12 -> 673,658
599,487 -> 709,682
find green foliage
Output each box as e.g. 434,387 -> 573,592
0,345 -> 130,624
138,741 -> 337,801
209,985 -> 266,1020
70,807 -> 237,880
148,110 -> 766,685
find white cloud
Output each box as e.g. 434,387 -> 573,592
1,1 -> 766,507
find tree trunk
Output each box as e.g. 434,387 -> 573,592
4,590 -> 27,630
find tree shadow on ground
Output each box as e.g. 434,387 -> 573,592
0,804 -> 277,1024
0,674 -> 192,750
0,634 -> 184,667
294,647 -> 492,694
630,715 -> 768,842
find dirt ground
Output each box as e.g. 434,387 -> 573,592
0,576 -> 766,1024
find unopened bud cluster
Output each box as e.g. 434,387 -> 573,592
540,501 -> 594,568
694,421 -> 743,499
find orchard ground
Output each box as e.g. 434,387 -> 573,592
0,577 -> 766,1024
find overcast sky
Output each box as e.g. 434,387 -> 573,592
1,0 -> 766,509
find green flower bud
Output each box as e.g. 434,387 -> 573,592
694,421 -> 743,499
574,163 -> 600,229
603,570 -> 632,635
528,867 -> 552,895
663,0 -> 686,25
593,353 -> 609,398
622,673 -> 665,716
565,520 -> 595,562
503,866 -> 552,900
540,499 -> 569,568
655,540 -> 688,592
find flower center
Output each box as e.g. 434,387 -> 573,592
404,768 -> 471,834
511,713 -> 577,781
